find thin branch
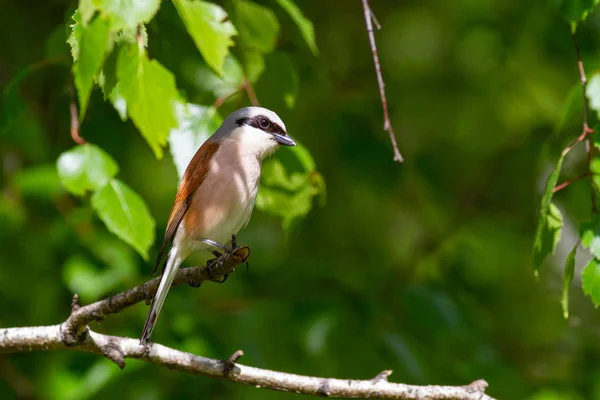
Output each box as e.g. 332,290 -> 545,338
0,324 -> 495,400
68,82 -> 85,145
214,88 -> 244,109
570,31 -> 596,214
244,78 -> 260,107
361,0 -> 404,163
553,172 -> 590,193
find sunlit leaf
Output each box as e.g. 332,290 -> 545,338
553,0 -> 600,32
234,0 -> 280,53
586,73 -> 600,117
91,179 -> 155,259
173,0 -> 237,76
92,0 -> 161,31
197,56 -> 245,99
562,245 -> 577,319
97,48 -> 119,100
67,10 -> 84,62
582,258 -> 600,306
73,16 -> 111,119
79,0 -> 97,25
533,203 -> 563,270
533,155 -> 564,275
116,44 -> 181,158
580,214 -> 600,259
274,0 -> 318,55
257,142 -> 324,231
56,144 -> 119,196
168,103 -> 222,180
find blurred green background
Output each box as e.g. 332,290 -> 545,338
2,0 -> 600,399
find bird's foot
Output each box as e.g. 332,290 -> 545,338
231,235 -> 250,271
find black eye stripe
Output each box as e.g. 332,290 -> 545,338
236,115 -> 287,136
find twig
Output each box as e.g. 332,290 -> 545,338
570,32 -> 596,214
244,78 -> 260,107
68,82 -> 85,145
214,88 -> 243,109
0,324 -> 495,400
60,246 -> 250,345
361,0 -> 404,163
553,172 -> 590,193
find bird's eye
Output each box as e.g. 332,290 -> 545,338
258,118 -> 270,129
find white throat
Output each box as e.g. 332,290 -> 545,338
227,125 -> 279,160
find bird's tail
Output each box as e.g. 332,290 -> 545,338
140,247 -> 184,345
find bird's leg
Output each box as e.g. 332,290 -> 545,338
201,238 -> 232,253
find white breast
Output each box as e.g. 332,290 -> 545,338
184,137 -> 262,248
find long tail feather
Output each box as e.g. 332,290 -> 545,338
140,247 -> 183,345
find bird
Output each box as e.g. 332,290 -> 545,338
140,106 -> 296,346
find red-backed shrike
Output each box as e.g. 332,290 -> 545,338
141,107 -> 296,345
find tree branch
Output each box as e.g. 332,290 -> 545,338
0,245 -> 494,399
361,0 -> 404,163
0,325 -> 494,399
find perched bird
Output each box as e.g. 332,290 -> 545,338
141,107 -> 296,345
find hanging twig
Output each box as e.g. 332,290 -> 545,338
361,0 -> 404,162
68,81 -> 86,145
244,78 -> 260,107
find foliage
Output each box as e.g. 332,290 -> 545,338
4,0 -> 600,399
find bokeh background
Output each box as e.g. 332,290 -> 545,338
2,0 -> 600,399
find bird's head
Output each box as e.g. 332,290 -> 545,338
215,107 -> 296,159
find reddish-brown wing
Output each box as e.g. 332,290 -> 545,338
153,141 -> 220,273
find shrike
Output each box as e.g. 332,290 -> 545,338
141,106 -> 296,345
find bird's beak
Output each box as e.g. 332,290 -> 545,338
273,133 -> 296,147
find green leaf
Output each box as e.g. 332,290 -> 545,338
554,0 -> 600,32
56,144 -> 119,196
80,0 -> 97,25
562,245 -> 577,319
73,16 -> 111,119
97,47 -> 119,100
257,181 -> 314,231
579,214 -> 600,259
91,179 -> 155,259
274,0 -> 318,55
234,0 -> 280,53
193,55 -> 245,98
533,155 -> 564,274
582,258 -> 600,306
586,73 -> 600,118
92,0 -> 161,31
169,103 -> 222,180
173,0 -> 237,76
116,45 -> 181,158
534,202 -> 563,270
67,10 -> 84,62
257,142 -> 324,231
